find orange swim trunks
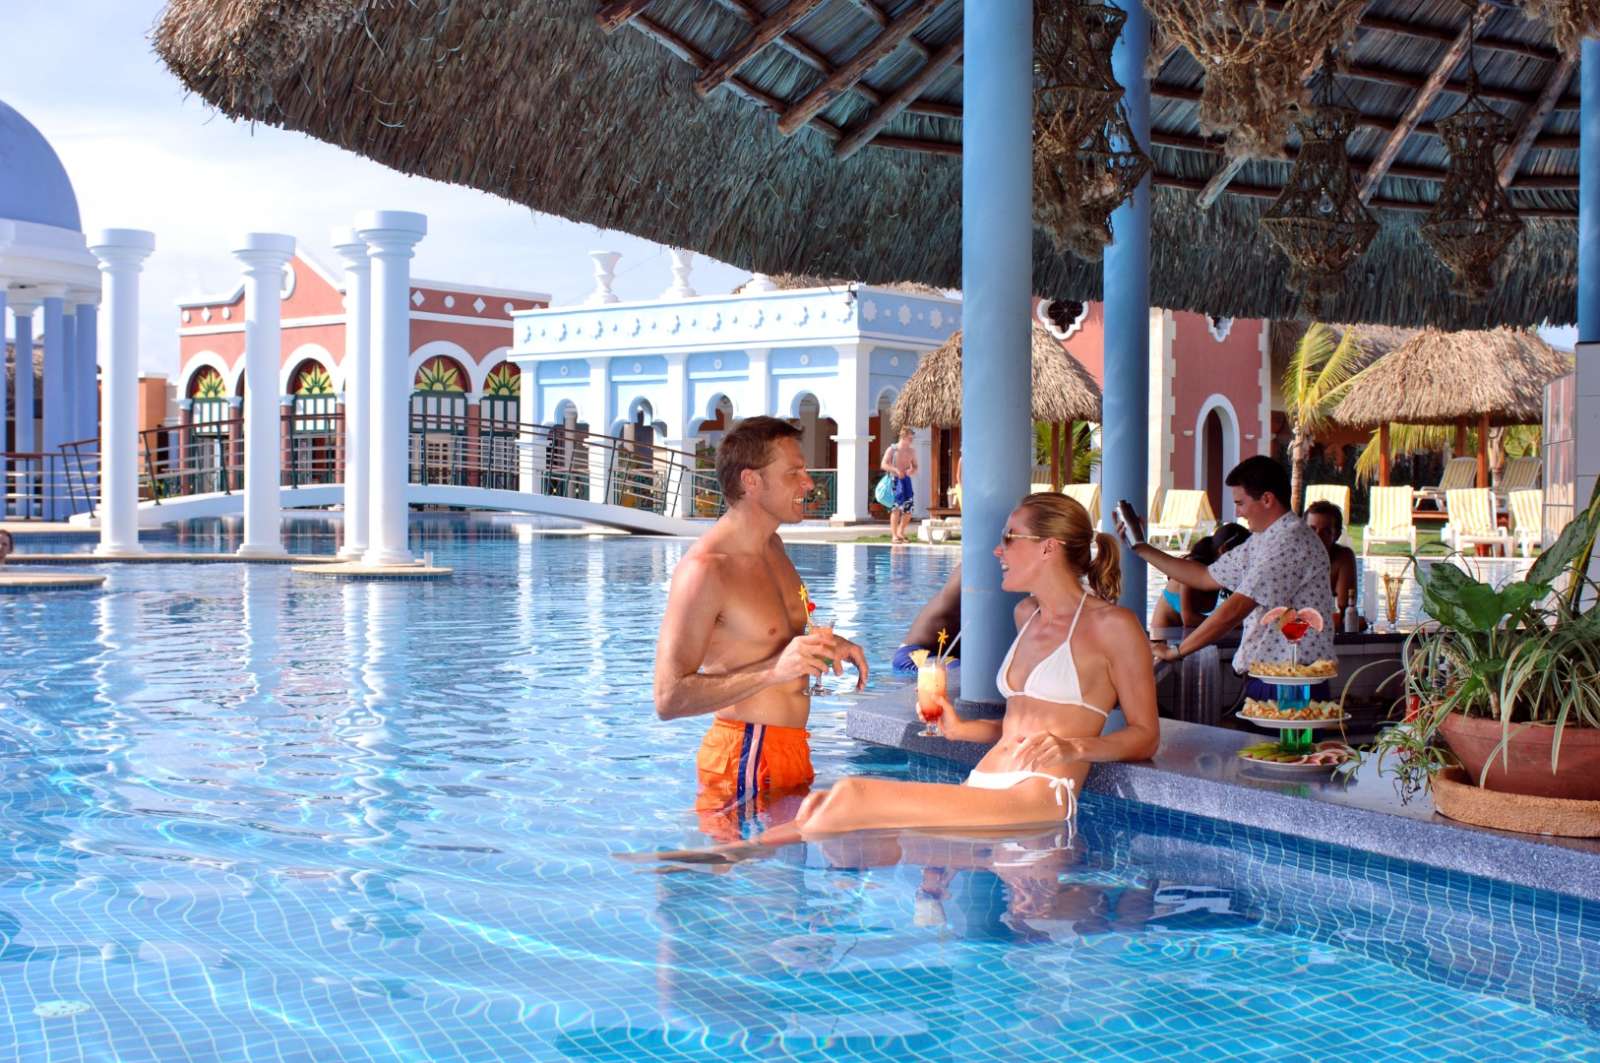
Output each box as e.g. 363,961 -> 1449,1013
695,718 -> 815,842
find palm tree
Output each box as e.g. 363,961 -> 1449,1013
1354,423 -> 1540,484
1283,323 -> 1366,513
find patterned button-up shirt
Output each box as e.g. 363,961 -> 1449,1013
1207,512 -> 1337,675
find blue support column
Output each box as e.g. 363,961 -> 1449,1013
1581,40 -> 1600,342
12,302 -> 36,517
1102,0 -> 1152,619
75,303 -> 98,444
0,290 -> 7,515
42,295 -> 67,519
959,0 -> 1034,708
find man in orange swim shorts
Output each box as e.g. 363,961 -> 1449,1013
654,417 -> 867,842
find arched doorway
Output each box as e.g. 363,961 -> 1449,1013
1195,395 -> 1241,522
480,362 -> 520,490
288,358 -> 338,486
184,366 -> 235,494
691,395 -> 735,516
546,400 -> 587,499
411,355 -> 469,485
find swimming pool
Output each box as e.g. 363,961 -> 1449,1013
0,519 -> 1595,1060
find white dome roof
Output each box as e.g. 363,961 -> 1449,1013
0,99 -> 81,232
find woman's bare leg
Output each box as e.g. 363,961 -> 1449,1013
790,775 -> 1071,837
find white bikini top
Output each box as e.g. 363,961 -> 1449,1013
996,596 -> 1111,718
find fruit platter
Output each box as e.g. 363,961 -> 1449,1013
1237,740 -> 1357,773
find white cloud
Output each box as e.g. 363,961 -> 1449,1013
5,0 -> 749,377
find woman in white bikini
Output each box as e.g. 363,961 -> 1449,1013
776,492 -> 1160,837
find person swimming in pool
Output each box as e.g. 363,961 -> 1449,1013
891,562 -> 961,674
766,491 -> 1159,839
653,416 -> 868,842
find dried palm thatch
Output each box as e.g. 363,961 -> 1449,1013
1332,328 -> 1572,428
1144,0 -> 1365,158
892,326 -> 1102,431
1521,0 -> 1600,51
151,0 -> 1579,329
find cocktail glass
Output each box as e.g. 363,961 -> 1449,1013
1279,617 -> 1310,669
806,620 -> 834,696
1381,573 -> 1403,632
916,661 -> 948,737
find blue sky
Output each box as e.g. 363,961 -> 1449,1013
6,0 -> 751,375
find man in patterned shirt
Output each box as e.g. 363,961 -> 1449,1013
1116,456 -> 1336,697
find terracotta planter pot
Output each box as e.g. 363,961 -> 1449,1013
1438,712 -> 1600,801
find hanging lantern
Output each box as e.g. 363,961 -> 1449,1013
1059,103 -> 1153,262
1419,70 -> 1523,300
1259,64 -> 1376,316
1034,1 -> 1126,251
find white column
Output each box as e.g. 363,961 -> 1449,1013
517,370 -> 544,494
747,347 -> 771,417
357,211 -> 427,566
39,291 -> 67,520
830,343 -> 872,523
585,356 -> 611,504
912,425 -> 933,518
10,296 -> 39,517
661,353 -> 692,517
332,230 -> 372,559
233,232 -> 295,558
88,229 -> 155,557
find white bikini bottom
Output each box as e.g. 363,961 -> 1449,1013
966,769 -> 1079,821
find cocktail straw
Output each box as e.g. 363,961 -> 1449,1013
941,630 -> 961,662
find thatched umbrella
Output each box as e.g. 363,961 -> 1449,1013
151,0 -> 1579,330
1332,328 -> 1571,486
893,325 -> 1100,491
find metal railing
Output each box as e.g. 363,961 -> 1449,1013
690,468 -> 837,520
131,415 -> 714,518
1,441 -> 101,520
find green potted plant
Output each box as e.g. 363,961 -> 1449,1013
1369,479 -> 1600,816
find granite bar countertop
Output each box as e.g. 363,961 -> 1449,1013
845,681 -> 1600,901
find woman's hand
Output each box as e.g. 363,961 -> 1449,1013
1150,642 -> 1181,664
1013,733 -> 1084,773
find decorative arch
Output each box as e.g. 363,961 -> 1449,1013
551,398 -> 581,428
689,392 -> 736,434
475,345 -> 513,396
182,351 -> 239,398
483,361 -> 521,398
871,385 -> 900,417
1036,299 -> 1088,340
1206,315 -> 1235,342
409,341 -> 475,397
1194,393 -> 1242,522
280,343 -> 339,396
788,390 -> 830,421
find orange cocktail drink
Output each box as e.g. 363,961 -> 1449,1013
916,660 -> 947,737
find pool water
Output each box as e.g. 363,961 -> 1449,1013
0,519 -> 1595,1061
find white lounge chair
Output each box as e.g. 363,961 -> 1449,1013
1363,486 -> 1418,556
1497,456 -> 1541,498
1509,488 -> 1543,557
1444,488 -> 1512,557
1062,482 -> 1101,526
1303,484 -> 1352,543
1148,489 -> 1217,552
1415,456 -> 1478,509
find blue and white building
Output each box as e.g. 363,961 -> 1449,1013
509,255 -> 961,522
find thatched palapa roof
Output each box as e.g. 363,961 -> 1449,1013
155,0 -> 1579,329
893,325 -> 1101,430
1332,328 -> 1572,428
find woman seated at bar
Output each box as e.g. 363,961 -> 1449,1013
1303,500 -> 1357,615
771,493 -> 1160,838
1149,522 -> 1249,630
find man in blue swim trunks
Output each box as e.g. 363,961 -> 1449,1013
892,564 -> 962,674
880,427 -> 918,544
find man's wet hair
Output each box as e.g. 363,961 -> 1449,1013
717,416 -> 803,504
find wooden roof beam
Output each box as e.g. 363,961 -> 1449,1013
1497,53 -> 1580,187
846,0 -> 935,62
1359,2 -> 1491,204
597,0 -> 658,34
777,0 -> 945,136
836,34 -> 964,159
1342,61 -> 1576,110
696,0 -> 829,97
1256,2 -> 1560,63
1155,173 -> 1575,218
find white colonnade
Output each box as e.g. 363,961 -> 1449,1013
88,228 -> 154,556
233,232 -> 296,558
332,229 -> 372,560
357,210 -> 427,566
